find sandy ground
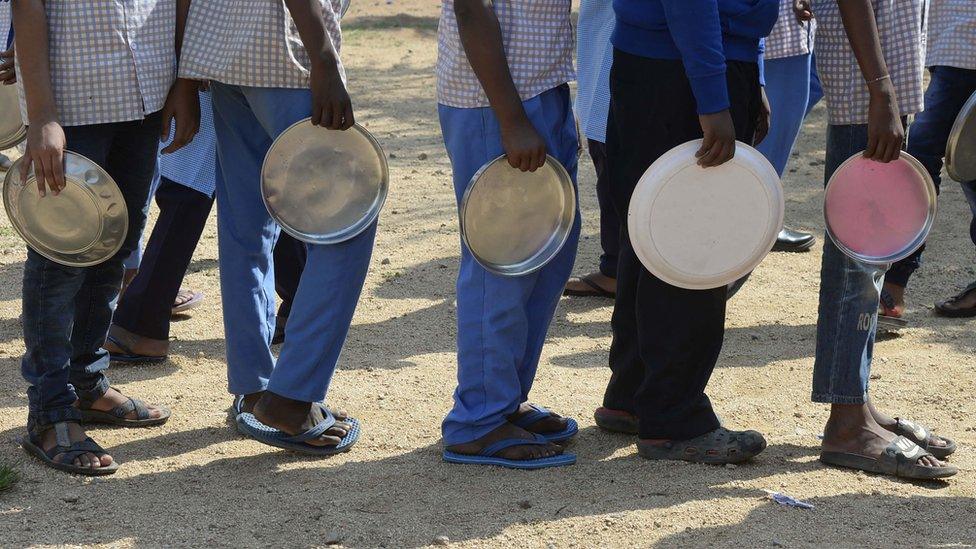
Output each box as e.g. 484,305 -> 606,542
0,2 -> 974,547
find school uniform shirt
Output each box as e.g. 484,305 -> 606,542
575,0 -> 614,144
15,0 -> 176,127
436,0 -> 575,108
927,0 -> 976,71
811,0 -> 926,125
764,0 -> 816,61
179,0 -> 345,88
1,1 -> 11,48
159,91 -> 217,197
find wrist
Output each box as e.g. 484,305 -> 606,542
310,50 -> 340,73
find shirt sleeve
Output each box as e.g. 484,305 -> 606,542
660,0 -> 729,114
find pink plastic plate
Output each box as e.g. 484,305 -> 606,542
823,153 -> 936,265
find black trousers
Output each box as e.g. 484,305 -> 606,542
602,50 -> 761,440
589,139 -> 620,278
113,178 -> 306,340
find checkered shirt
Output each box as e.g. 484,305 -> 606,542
811,0 -> 926,125
436,0 -> 575,108
927,0 -> 976,70
764,0 -> 816,61
179,0 -> 345,88
1,1 -> 10,48
15,0 -> 176,127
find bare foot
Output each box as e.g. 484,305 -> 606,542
822,404 -> 946,469
507,403 -> 568,435
78,387 -> 166,420
446,422 -> 562,461
564,272 -> 616,296
252,392 -> 351,447
105,325 -> 169,357
879,282 -> 906,318
39,423 -> 114,470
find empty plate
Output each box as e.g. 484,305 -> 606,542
0,84 -> 26,151
628,140 -> 784,290
3,152 -> 128,266
261,120 -> 388,245
946,89 -> 976,183
824,152 -> 936,265
460,155 -> 576,276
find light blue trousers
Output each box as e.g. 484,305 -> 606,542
755,52 -> 823,177
438,85 -> 581,445
210,82 -> 376,402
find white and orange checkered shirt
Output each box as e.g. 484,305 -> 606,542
927,0 -> 976,71
764,0 -> 816,61
14,0 -> 176,127
436,0 -> 575,108
179,0 -> 345,89
812,0 -> 926,125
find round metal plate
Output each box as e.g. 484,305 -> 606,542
824,152 -> 936,265
262,120 -> 388,245
628,140 -> 784,290
0,84 -> 26,151
339,0 -> 351,18
946,89 -> 976,182
3,152 -> 128,266
460,155 -> 576,277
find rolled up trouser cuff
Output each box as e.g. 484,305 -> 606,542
810,392 -> 867,405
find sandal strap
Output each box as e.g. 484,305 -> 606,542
511,404 -> 553,430
480,434 -> 548,457
879,289 -> 896,310
879,436 -> 932,475
279,407 -> 337,444
894,418 -> 929,446
47,437 -> 109,463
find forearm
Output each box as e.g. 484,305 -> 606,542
836,0 -> 893,94
176,0 -> 190,57
12,0 -> 57,124
454,0 -> 527,129
283,0 -> 340,72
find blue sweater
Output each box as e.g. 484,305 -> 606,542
612,0 -> 779,114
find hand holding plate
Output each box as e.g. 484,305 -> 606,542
310,62 -> 355,131
22,120 -> 66,197
500,117 -> 546,172
0,45 -> 15,85
697,110 -> 736,167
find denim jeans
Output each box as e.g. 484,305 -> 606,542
812,123 -> 890,404
21,113 -> 162,429
887,66 -> 976,287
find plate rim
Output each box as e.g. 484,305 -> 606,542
946,89 -> 976,182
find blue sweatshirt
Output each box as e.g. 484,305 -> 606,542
612,0 -> 779,114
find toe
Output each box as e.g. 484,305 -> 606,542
99,454 -> 114,467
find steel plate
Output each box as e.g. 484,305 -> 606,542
3,152 -> 128,266
946,89 -> 976,182
824,152 -> 936,266
262,120 -> 388,245
0,84 -> 26,151
460,155 -> 576,277
339,0 -> 351,18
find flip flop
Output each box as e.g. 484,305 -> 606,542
593,407 -> 639,434
22,422 -> 119,476
79,396 -> 171,427
443,434 -> 577,469
171,288 -> 204,316
934,281 -> 976,318
105,334 -> 167,364
637,427 -> 767,464
236,407 -> 360,456
820,436 -> 957,480
878,289 -> 908,330
892,418 -> 956,459
510,404 -> 578,443
563,273 -> 615,299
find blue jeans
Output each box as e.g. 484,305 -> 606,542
888,66 -> 976,287
756,53 -> 823,177
21,113 -> 162,428
438,85 -> 581,445
209,83 -> 375,403
812,123 -> 889,404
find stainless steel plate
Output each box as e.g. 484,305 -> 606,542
261,120 -> 388,245
947,89 -> 976,182
460,155 -> 576,277
0,84 -> 26,151
3,152 -> 128,266
339,0 -> 351,18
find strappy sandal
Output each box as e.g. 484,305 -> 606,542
236,405 -> 360,456
637,427 -> 767,464
171,288 -> 204,316
934,281 -> 976,318
79,394 -> 170,427
563,273 -> 615,299
820,436 -> 957,480
443,434 -> 577,469
22,422 -> 119,476
892,418 -> 956,459
878,288 -> 908,330
105,334 -> 167,364
508,403 -> 578,443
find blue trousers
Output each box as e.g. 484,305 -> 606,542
438,85 -> 581,446
209,83 -> 376,403
887,66 -> 976,287
755,53 -> 823,177
22,113 -> 161,428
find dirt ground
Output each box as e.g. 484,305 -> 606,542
0,2 -> 973,547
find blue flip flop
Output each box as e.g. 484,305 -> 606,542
511,404 -> 578,443
236,405 -> 360,456
443,434 -> 577,469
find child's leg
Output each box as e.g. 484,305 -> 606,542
755,54 -> 813,177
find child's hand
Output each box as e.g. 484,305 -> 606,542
793,0 -> 813,22
0,45 -> 15,85
697,110 -> 736,167
501,118 -> 546,172
310,62 -> 354,130
21,120 -> 66,197
160,78 -> 201,154
865,79 -> 903,163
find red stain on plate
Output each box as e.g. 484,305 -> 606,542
825,156 -> 930,259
